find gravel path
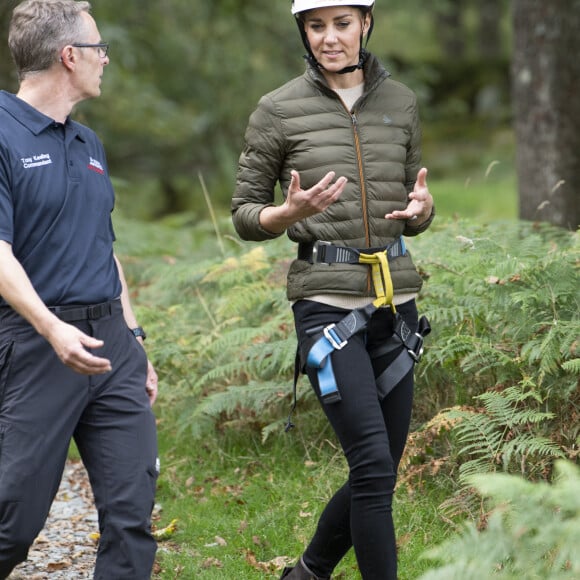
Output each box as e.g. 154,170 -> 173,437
8,460 -> 98,579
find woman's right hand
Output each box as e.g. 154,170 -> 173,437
260,170 -> 347,234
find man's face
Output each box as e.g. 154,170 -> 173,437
71,12 -> 109,100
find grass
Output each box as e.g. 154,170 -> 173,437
423,121 -> 518,222
152,424 -> 342,579
432,172 -> 517,221
152,419 -> 454,579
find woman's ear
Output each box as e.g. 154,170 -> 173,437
362,13 -> 372,36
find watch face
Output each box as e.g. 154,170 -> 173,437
132,327 -> 146,340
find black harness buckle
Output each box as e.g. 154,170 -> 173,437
394,314 -> 431,363
311,240 -> 332,264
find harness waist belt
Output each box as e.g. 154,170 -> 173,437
298,238 -> 406,264
48,299 -> 120,322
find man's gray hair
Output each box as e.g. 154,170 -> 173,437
9,0 -> 92,80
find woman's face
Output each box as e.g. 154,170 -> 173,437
303,6 -> 370,74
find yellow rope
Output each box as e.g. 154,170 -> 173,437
358,250 -> 396,312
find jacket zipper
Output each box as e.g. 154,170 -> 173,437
334,94 -> 370,247
350,112 -> 372,292
333,91 -> 372,293
350,112 -> 370,247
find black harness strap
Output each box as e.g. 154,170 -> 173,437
298,238 -> 407,265
285,305 -> 431,431
373,315 -> 431,400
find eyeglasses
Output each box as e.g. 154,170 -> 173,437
71,42 -> 109,58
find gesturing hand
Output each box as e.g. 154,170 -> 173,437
259,169 -> 347,234
385,167 -> 433,224
285,169 -> 347,221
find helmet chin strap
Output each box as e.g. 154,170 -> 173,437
303,47 -> 368,74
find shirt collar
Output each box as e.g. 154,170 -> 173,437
0,90 -> 84,141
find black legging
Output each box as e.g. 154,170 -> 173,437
292,299 -> 418,580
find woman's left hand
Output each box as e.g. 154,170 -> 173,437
385,167 -> 433,225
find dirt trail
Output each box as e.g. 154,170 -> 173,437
9,460 -> 97,580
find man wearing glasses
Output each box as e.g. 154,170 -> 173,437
0,1 -> 158,578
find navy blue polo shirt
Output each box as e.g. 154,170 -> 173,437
0,91 -> 122,306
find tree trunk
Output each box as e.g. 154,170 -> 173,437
435,0 -> 466,59
478,0 -> 503,60
512,0 -> 580,229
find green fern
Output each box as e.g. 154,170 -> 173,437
121,216 -> 578,461
562,358 -> 580,374
420,460 -> 580,579
457,384 -> 562,478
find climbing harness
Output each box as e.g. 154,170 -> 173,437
286,238 -> 430,431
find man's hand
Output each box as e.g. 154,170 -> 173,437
145,359 -> 158,406
46,320 -> 112,375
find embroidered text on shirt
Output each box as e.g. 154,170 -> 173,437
21,153 -> 53,169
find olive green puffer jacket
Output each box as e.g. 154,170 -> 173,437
232,53 -> 434,302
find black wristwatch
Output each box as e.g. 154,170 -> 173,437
131,326 -> 147,341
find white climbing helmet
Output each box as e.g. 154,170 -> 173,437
291,0 -> 375,15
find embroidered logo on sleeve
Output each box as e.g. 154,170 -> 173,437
20,153 -> 53,169
88,157 -> 105,174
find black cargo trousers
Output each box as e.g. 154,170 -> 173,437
0,300 -> 158,579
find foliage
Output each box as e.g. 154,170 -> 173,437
114,210 -> 578,578
433,385 -> 566,525
401,220 -> 579,523
450,386 -> 564,482
419,460 -> 580,579
138,236 -> 309,442
127,215 -> 578,468
0,0 -> 515,216
414,219 -> 578,422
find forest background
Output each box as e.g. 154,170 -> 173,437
0,1 -> 578,578
0,0 -> 519,219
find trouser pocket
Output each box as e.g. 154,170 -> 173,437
0,340 -> 15,468
0,427 -> 4,470
0,340 -> 15,410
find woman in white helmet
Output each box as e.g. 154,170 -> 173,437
232,1 -> 434,578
